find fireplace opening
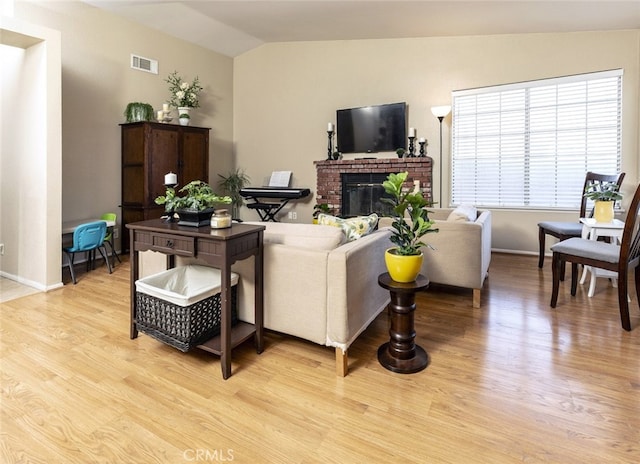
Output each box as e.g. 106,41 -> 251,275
341,173 -> 394,217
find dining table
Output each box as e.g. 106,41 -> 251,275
62,218 -> 116,235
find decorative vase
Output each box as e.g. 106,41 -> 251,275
176,208 -> 214,227
178,107 -> 191,126
594,200 -> 614,222
384,248 -> 423,283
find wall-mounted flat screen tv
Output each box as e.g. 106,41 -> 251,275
336,102 -> 407,154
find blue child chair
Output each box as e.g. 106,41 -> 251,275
63,221 -> 113,284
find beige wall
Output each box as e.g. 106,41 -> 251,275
13,1 -> 235,256
1,16 -> 62,289
234,30 -> 640,253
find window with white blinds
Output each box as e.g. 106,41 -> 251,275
451,69 -> 622,209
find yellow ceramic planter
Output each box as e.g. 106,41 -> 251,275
384,248 -> 424,283
594,200 -> 614,222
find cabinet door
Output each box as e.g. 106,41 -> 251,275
181,128 -> 209,185
148,126 -> 180,204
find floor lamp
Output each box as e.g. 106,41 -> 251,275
431,105 -> 451,207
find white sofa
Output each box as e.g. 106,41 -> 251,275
379,207 -> 492,308
231,222 -> 392,376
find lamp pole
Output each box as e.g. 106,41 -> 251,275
430,106 -> 451,206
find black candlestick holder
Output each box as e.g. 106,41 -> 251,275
418,140 -> 427,157
327,130 -> 334,160
408,136 -> 416,157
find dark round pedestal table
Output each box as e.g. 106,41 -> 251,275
377,272 -> 429,374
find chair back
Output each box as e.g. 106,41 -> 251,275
101,212 -> 117,222
580,172 -> 626,217
101,213 -> 117,240
619,182 -> 640,272
70,221 -> 107,252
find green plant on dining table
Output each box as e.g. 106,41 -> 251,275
583,181 -> 623,202
381,171 -> 438,256
155,180 -> 231,212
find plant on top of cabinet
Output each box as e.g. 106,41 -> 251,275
124,102 -> 154,122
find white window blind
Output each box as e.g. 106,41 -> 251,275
451,69 -> 622,209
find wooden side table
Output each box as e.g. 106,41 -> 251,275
127,219 -> 265,380
377,273 -> 429,374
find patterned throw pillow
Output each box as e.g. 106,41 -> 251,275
317,213 -> 379,242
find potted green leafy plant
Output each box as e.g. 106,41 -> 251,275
155,180 -> 232,226
124,102 -> 154,123
313,203 -> 332,223
381,171 -> 438,282
218,168 -> 251,221
584,181 -> 623,222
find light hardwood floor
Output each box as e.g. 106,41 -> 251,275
1,253 -> 639,463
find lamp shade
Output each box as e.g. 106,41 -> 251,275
431,105 -> 451,118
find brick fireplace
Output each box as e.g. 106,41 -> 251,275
314,157 -> 433,216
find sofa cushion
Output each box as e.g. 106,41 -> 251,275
246,222 -> 344,251
447,204 -> 477,222
317,213 -> 379,242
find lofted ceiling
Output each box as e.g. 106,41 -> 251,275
83,1 -> 640,57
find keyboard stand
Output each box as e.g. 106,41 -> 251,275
246,200 -> 289,222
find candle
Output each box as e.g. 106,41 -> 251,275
328,122 -> 334,132
408,127 -> 416,137
419,137 -> 425,143
157,110 -> 164,121
162,103 -> 169,112
165,172 -> 177,185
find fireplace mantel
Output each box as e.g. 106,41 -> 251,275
314,157 -> 433,216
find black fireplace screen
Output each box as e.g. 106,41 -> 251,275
341,173 -> 394,217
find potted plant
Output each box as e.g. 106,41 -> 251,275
155,180 -> 232,226
584,181 -> 623,222
313,203 -> 332,224
381,171 -> 438,282
178,112 -> 190,126
166,71 -> 203,119
218,168 -> 251,221
124,102 -> 154,123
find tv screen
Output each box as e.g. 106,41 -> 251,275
336,102 -> 407,154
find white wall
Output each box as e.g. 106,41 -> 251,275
234,30 -> 640,253
1,16 -> 62,289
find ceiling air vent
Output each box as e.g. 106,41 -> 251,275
130,54 -> 158,74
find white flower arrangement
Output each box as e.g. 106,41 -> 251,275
166,71 -> 203,108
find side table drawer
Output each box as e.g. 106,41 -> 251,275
150,233 -> 195,256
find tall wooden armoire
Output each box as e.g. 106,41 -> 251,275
120,122 -> 210,250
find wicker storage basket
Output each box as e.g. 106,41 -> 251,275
135,265 -> 239,352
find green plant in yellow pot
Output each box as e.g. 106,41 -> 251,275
584,181 -> 623,223
381,171 -> 438,282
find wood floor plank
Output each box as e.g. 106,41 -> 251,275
1,253 -> 639,463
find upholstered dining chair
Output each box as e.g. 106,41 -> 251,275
63,221 -> 113,284
101,212 -> 121,266
549,182 -> 640,331
538,171 -> 625,269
